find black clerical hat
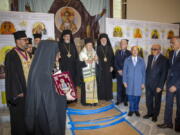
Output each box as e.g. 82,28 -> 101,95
85,38 -> 94,45
99,33 -> 108,39
28,38 -> 32,44
61,29 -> 72,36
13,31 -> 27,40
33,33 -> 42,39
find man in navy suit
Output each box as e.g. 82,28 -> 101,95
158,37 -> 180,132
115,39 -> 131,106
143,44 -> 168,122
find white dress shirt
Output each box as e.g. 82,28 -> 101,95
132,56 -> 137,66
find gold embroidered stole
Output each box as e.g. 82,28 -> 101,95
15,49 -> 32,83
79,48 -> 98,104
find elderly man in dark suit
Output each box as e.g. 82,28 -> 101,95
158,36 -> 180,132
115,39 -> 131,106
143,44 -> 168,122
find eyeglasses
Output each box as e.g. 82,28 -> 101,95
20,38 -> 28,41
151,48 -> 159,51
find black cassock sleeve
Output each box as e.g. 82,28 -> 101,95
109,46 -> 115,68
108,46 -> 116,78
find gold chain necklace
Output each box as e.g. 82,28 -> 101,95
63,43 -> 71,58
101,45 -> 107,62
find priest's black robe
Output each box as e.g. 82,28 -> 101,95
58,42 -> 79,86
32,47 -> 37,55
78,61 -> 87,105
96,45 -> 114,100
5,48 -> 27,135
25,40 -> 66,135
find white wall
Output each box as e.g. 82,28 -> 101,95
127,0 -> 180,23
113,0 -> 122,18
0,0 -> 9,11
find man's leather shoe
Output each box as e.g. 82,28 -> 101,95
115,102 -> 120,105
128,111 -> 133,116
175,119 -> 180,132
152,117 -> 157,122
175,128 -> 180,132
135,111 -> 140,117
143,114 -> 153,119
157,123 -> 173,129
124,102 -> 128,106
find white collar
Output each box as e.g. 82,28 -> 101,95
132,56 -> 138,59
175,49 -> 180,56
131,56 -> 138,62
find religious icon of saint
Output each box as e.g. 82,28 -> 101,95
167,30 -> 174,39
0,21 -> 16,34
134,28 -> 142,38
32,22 -> 47,35
60,79 -> 70,92
151,29 -> 159,39
59,8 -> 77,33
113,26 -> 123,37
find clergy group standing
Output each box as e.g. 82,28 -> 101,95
4,28 -> 180,134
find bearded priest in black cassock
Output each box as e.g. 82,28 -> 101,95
5,31 -> 31,135
58,30 -> 79,87
96,33 -> 115,101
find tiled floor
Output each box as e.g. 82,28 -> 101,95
118,100 -> 179,135
0,94 -> 179,135
0,108 -> 10,135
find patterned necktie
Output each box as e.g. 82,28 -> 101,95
151,56 -> 156,68
121,50 -> 125,56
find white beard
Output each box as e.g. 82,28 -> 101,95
64,40 -> 70,44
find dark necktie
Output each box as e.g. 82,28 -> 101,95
121,50 -> 125,57
151,56 -> 156,68
172,51 -> 177,64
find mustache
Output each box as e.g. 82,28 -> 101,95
24,44 -> 29,49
